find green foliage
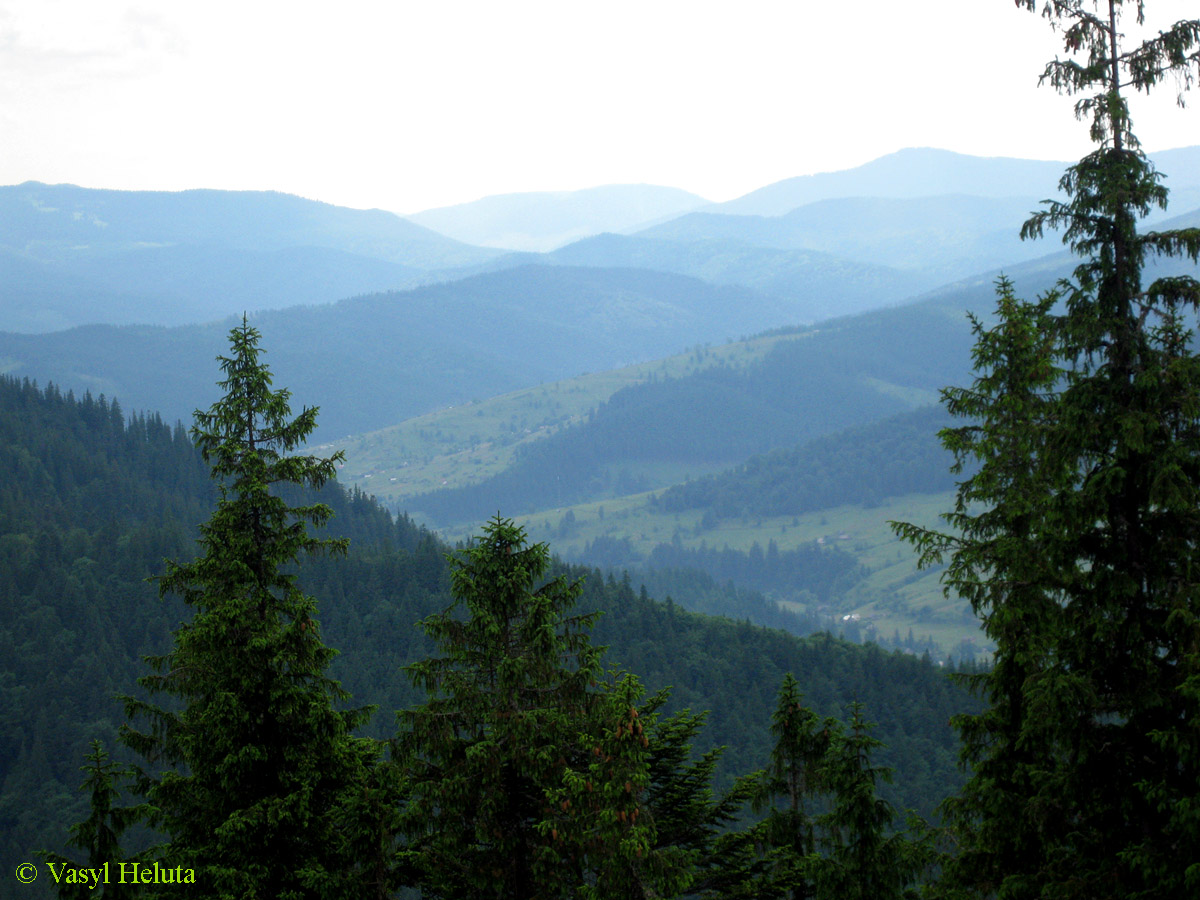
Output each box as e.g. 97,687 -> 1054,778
0,265 -> 796,442
37,741 -> 151,899
617,564 -> 827,636
1,374 -> 977,899
0,376 -> 209,897
895,276 -> 1064,897
713,681 -> 934,900
643,539 -> 861,603
721,674 -> 835,899
393,515 -> 694,898
656,405 -> 957,520
408,299 -> 978,526
332,333 -> 787,504
897,3 -> 1200,897
810,704 -> 932,900
120,320 -> 380,899
635,697 -> 756,897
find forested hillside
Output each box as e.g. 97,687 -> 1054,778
0,182 -> 501,332
3,0 -> 1197,892
0,266 -> 803,440
405,286 -> 984,526
0,376 -> 973,900
654,404 -> 957,519
639,193 -> 1048,282
542,233 -> 935,319
501,406 -> 966,648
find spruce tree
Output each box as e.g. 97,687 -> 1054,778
810,705 -> 930,900
723,674 -> 835,900
394,515 -> 704,899
714,681 -> 930,900
896,2 -> 1200,896
121,319 -> 378,899
38,741 -> 151,900
637,700 -> 755,898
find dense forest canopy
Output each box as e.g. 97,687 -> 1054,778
894,2 -> 1200,897
3,2 -> 1199,897
0,368 -> 971,899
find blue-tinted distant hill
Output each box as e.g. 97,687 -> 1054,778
406,183 -> 709,251
542,233 -> 935,322
639,190 -> 1200,284
402,202 -> 1200,528
0,265 -> 805,440
0,242 -> 431,333
638,194 -> 1044,282
711,146 -> 1200,216
0,182 -> 502,331
424,149 -> 1200,313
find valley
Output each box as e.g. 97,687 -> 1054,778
317,332 -> 799,501
2,144 -> 1199,896
8,148 -> 1195,668
8,3 -> 1199,894
508,488 -> 973,655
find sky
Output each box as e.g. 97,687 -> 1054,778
2,0 -> 1198,215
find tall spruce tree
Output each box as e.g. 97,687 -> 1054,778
121,319 -> 378,899
809,704 -> 931,900
722,674 -> 835,900
394,515 -> 715,899
896,2 -> 1200,897
637,700 -> 755,898
38,741 -> 151,900
712,680 -> 931,900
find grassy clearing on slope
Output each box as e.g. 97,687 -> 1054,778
319,332 -> 804,505
491,488 -> 985,657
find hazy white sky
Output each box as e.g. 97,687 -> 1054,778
2,0 -> 1197,214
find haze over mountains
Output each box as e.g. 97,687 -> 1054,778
3,145 -> 1199,659
708,145 -> 1200,215
0,266 -> 803,440
406,183 -> 710,252
5,147 -> 1198,422
0,183 -> 503,332
5,146 -> 1199,335
2,145 -> 1198,460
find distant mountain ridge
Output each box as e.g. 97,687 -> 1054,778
406,183 -> 710,252
0,182 -> 493,266
7,146 -> 1198,335
636,194 -> 1044,282
711,145 -> 1200,216
0,182 -> 502,332
393,230 -> 1200,530
415,148 -> 1200,313
0,242 -> 427,333
543,233 -> 936,321
0,264 -> 807,440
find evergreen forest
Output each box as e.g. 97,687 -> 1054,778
0,370 -> 971,899
2,2 -> 1199,898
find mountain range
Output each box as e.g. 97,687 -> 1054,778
0,265 -> 806,440
3,144 -> 1199,659
0,374 -> 976,900
707,145 -> 1200,216
406,183 -> 709,251
5,146 -> 1199,336
0,183 -> 499,332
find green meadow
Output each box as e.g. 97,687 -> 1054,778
321,331 -> 803,503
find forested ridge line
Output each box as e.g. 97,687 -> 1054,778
653,404 -> 957,519
0,374 -> 973,900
